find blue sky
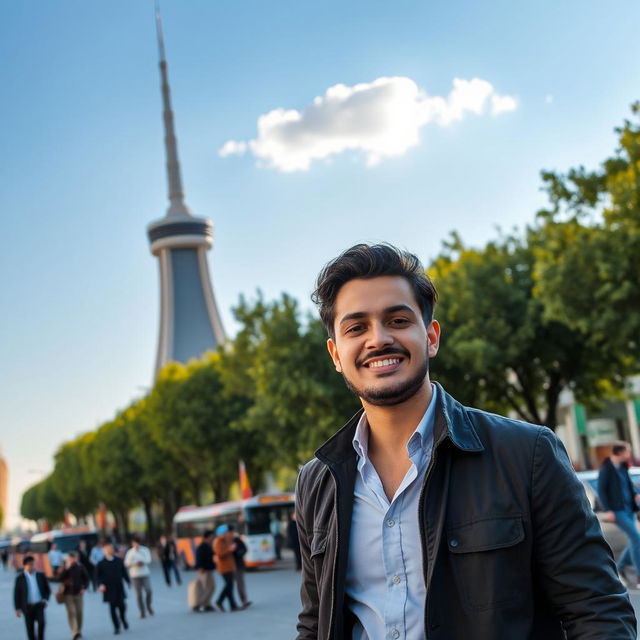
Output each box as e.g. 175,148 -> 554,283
2,0 -> 639,528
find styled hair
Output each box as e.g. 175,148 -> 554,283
612,441 -> 630,456
312,243 -> 438,338
23,555 -> 35,565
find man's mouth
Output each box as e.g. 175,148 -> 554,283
365,357 -> 402,369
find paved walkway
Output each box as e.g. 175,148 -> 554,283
1,559 -> 302,639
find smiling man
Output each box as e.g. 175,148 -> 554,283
295,243 -> 636,640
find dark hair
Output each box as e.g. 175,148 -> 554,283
612,441 -> 630,455
312,243 -> 438,338
67,551 -> 77,559
203,530 -> 214,539
23,555 -> 35,565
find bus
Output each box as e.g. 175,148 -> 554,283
28,527 -> 98,578
173,493 -> 295,569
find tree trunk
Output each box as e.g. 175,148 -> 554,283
142,497 -> 154,544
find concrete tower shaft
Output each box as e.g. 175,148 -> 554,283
147,9 -> 225,378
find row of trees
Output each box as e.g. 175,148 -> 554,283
22,104 -> 640,535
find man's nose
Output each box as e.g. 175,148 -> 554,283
366,322 -> 394,348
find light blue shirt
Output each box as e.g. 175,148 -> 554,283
24,570 -> 43,604
346,384 -> 437,640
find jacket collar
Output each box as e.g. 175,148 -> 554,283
315,382 -> 483,466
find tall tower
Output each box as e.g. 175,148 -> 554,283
147,10 -> 225,377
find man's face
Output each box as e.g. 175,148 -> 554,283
327,276 -> 440,407
24,561 -> 35,574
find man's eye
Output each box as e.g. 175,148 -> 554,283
345,324 -> 363,334
390,318 -> 409,326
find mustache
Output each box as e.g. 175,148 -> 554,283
357,347 -> 410,368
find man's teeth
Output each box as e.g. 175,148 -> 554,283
369,358 -> 400,368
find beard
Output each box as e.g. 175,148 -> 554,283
341,349 -> 429,407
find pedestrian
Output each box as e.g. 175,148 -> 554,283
96,542 -> 130,635
13,555 -> 51,640
47,543 -> 63,580
213,524 -> 239,612
124,536 -> 154,618
89,541 -> 105,592
598,440 -> 640,588
295,243 -> 636,639
1,548 -> 9,570
269,516 -> 283,560
58,551 -> 89,640
228,524 -> 251,608
76,541 -> 94,592
193,530 -> 216,612
157,534 -> 182,586
287,512 -> 301,571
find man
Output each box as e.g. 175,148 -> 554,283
296,243 -> 636,639
124,536 -> 154,618
157,534 -> 182,587
193,530 -> 216,612
59,551 -> 89,640
213,524 -> 239,612
14,555 -> 50,640
97,542 -> 130,635
89,540 -> 105,591
47,543 -> 63,580
229,524 -> 251,608
598,441 -> 640,588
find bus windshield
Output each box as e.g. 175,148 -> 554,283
244,503 -> 294,535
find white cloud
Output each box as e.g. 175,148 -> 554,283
220,76 -> 517,172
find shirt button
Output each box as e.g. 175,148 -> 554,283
386,519 -> 395,527
450,539 -> 459,548
390,629 -> 400,639
392,575 -> 401,584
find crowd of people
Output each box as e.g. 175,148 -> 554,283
10,526 -> 298,640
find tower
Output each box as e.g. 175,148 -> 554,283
147,10 -> 225,377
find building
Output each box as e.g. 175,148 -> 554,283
0,451 -> 7,530
147,11 -> 225,378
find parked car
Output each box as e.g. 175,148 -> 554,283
577,467 -> 640,558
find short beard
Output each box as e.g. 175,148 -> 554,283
341,354 -> 429,407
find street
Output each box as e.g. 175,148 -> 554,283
3,558 -> 640,639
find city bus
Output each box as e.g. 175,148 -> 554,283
173,493 -> 295,569
28,527 -> 98,578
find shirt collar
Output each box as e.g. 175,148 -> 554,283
352,383 -> 438,466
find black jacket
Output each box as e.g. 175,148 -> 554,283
295,383 -> 636,640
195,540 -> 215,571
96,557 -> 130,604
598,457 -> 639,512
59,563 -> 90,596
14,571 -> 51,612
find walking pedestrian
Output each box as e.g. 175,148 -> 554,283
287,512 -> 301,571
1,547 -> 9,570
76,541 -> 94,592
96,542 -> 130,635
89,541 -> 105,592
228,525 -> 251,608
59,551 -> 89,640
598,440 -> 640,588
157,535 -> 181,586
214,524 -> 239,612
13,555 -> 50,640
124,536 -> 154,618
193,530 -> 216,612
295,242 -> 636,639
269,516 -> 283,560
47,543 -> 63,580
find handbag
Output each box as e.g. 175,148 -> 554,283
55,584 -> 65,604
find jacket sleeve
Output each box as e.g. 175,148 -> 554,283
39,574 -> 51,601
80,565 -> 90,590
597,463 -> 613,512
122,561 -> 131,586
295,464 -> 320,640
531,428 -> 636,639
123,550 -> 134,569
14,576 -> 22,611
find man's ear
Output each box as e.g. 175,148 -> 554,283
427,320 -> 441,358
327,338 -> 342,373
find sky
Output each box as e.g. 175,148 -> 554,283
2,0 -> 640,529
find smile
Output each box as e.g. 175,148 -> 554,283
364,357 -> 403,368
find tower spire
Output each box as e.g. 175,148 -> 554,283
155,5 -> 190,217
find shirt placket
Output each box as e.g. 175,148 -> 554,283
382,496 -> 408,640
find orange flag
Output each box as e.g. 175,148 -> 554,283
239,460 -> 253,499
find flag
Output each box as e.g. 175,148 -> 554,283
239,460 -> 253,499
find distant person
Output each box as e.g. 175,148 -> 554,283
124,536 -> 154,618
1,548 -> 9,570
96,542 -> 130,635
47,543 -> 63,579
193,530 -> 216,612
14,555 -> 50,640
89,541 -> 105,592
287,512 -> 302,571
213,525 -> 239,612
229,525 -> 251,609
270,516 -> 283,560
76,541 -> 94,592
59,551 -> 89,640
599,441 -> 640,588
157,535 -> 181,587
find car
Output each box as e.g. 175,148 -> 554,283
577,467 -> 640,558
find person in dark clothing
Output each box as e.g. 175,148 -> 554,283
59,552 -> 89,640
229,525 -> 251,608
193,531 -> 216,612
96,542 -> 130,635
14,555 -> 51,640
599,440 -> 640,588
287,512 -> 302,571
157,535 -> 182,586
77,541 -> 95,592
